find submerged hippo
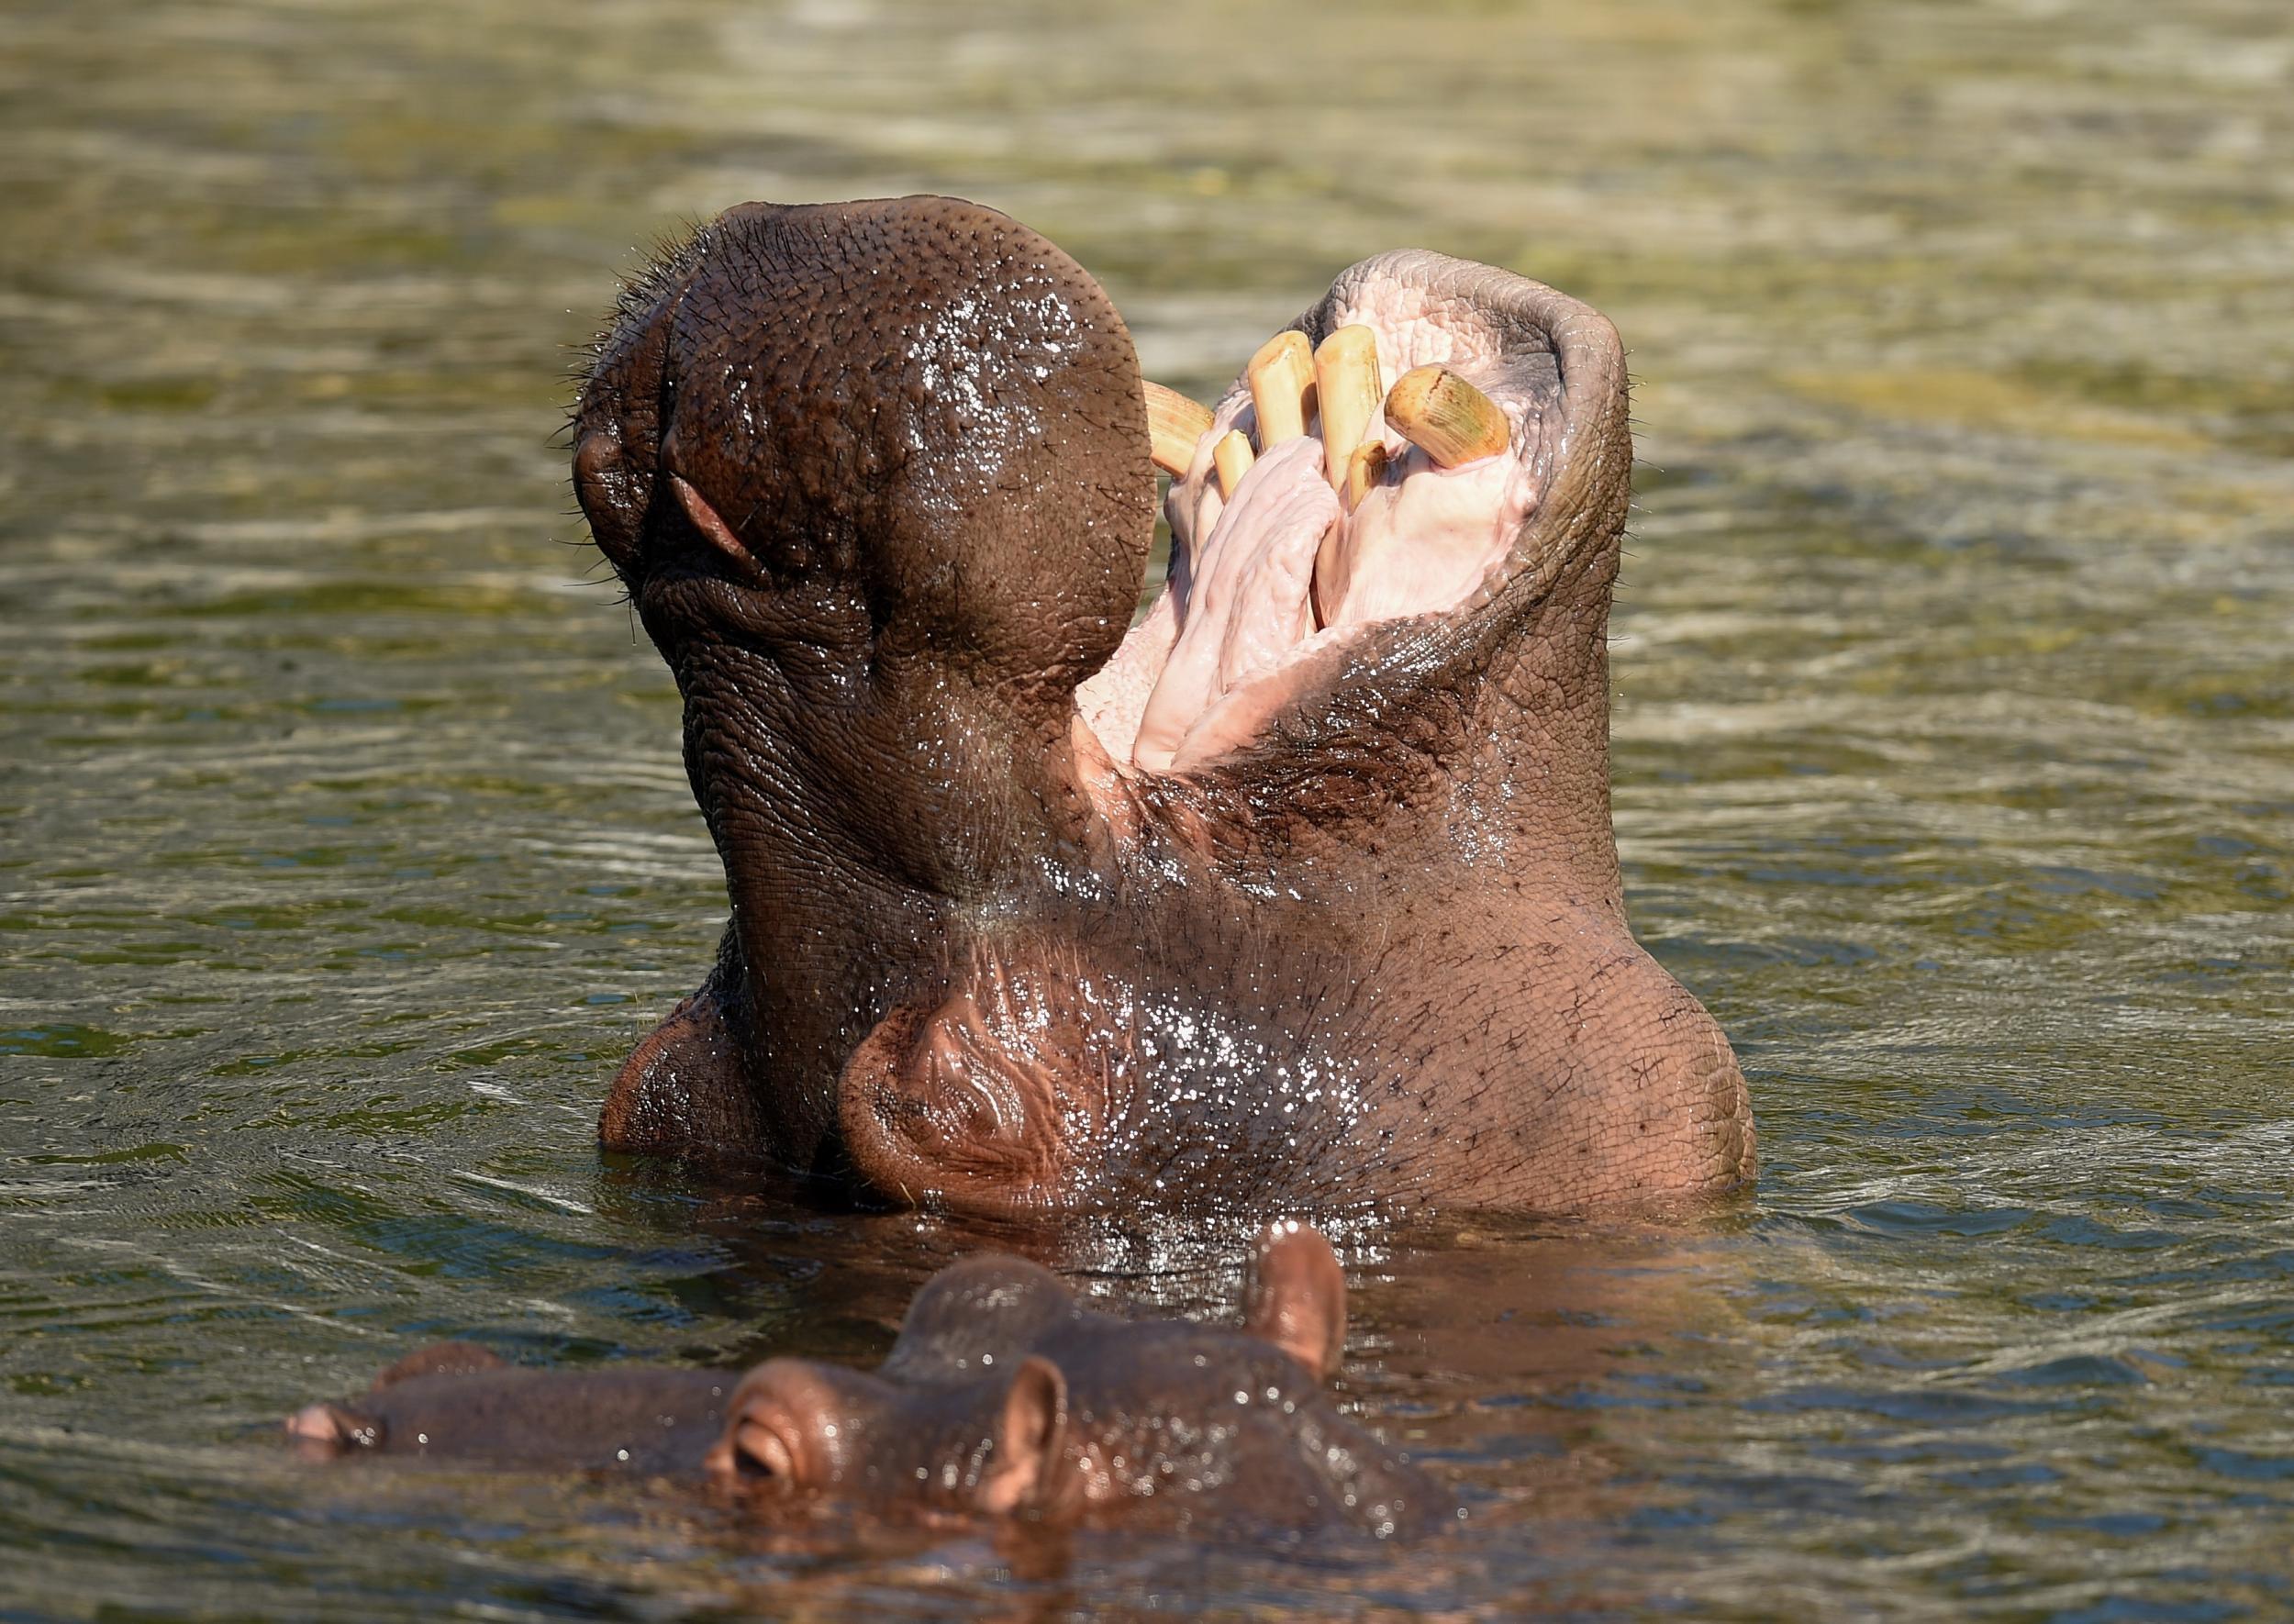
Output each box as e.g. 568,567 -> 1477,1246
572,195 -> 1752,1218
287,1223 -> 1445,1537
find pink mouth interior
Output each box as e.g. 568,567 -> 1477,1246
1076,275 -> 1553,774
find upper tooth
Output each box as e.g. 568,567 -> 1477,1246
1312,325 -> 1384,487
1212,429 -> 1255,497
1142,381 -> 1214,476
1245,330 -> 1315,446
1341,439 -> 1388,513
1384,365 -> 1509,467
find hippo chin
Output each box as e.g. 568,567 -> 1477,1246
573,194 -> 1753,1218
287,1224 -> 1446,1538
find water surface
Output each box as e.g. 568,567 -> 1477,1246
4,0 -> 2292,1617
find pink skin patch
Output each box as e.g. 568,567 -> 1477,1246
1075,275 -> 1546,775
1130,437 -> 1337,772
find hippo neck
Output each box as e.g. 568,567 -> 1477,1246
662,631 -> 1105,1160
675,639 -> 1100,907
1454,571 -> 1626,915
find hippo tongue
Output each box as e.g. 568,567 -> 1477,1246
1129,437 -> 1337,771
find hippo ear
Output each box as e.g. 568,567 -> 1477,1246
1242,1220 -> 1349,1382
974,1355 -> 1069,1516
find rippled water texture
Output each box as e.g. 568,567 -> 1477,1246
5,0 -> 2292,1617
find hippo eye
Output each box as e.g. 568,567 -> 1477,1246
729,1419 -> 798,1491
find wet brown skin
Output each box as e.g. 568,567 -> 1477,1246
286,1224 -> 1445,1538
572,195 -> 1753,1218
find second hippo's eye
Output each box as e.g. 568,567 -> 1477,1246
729,1419 -> 798,1491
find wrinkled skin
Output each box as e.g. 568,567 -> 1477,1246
572,194 -> 1753,1218
286,1224 -> 1445,1538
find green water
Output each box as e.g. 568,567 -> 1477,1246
4,0 -> 2291,1616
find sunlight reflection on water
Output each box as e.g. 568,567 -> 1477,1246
2,0 -> 2290,1616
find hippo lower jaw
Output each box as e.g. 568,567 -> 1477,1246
574,196 -> 1753,1218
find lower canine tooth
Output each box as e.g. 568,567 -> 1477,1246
1143,382 -> 1214,476
1342,440 -> 1388,512
1384,365 -> 1509,466
1245,330 -> 1315,445
1213,429 -> 1255,497
1313,325 -> 1383,486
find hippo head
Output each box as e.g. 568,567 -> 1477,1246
573,195 -> 1751,1218
284,1224 -> 1445,1538
705,1221 -> 1439,1535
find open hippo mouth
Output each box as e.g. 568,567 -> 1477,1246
1079,251 -> 1612,777
572,195 -> 1749,1218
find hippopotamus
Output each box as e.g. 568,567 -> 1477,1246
286,1222 -> 1446,1537
572,194 -> 1753,1218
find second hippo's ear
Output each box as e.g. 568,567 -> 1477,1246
974,1355 -> 1069,1516
1242,1220 -> 1349,1382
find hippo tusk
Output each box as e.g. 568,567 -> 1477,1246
1245,329 -> 1315,446
1143,382 -> 1214,476
1312,325 -> 1383,487
1341,439 -> 1388,513
1384,364 -> 1510,467
1212,428 -> 1255,497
